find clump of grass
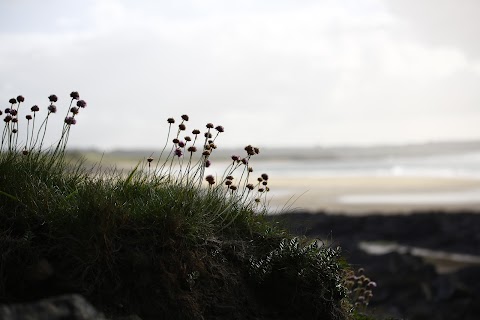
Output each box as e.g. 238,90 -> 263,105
0,93 -> 373,319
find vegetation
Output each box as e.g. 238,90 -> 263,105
0,93 -> 375,319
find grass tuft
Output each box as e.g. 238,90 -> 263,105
0,93 -> 373,319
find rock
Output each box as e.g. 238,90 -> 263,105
0,294 -> 105,320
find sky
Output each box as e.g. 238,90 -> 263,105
1,0 -> 479,150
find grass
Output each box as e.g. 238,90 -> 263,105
0,93 -> 376,319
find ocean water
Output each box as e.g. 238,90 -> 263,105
249,150 -> 480,208
252,151 -> 480,180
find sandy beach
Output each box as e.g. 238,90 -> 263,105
267,176 -> 480,214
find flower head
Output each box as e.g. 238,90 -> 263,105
12,118 -> 18,123
167,118 -> 175,124
147,157 -> 153,163
174,148 -> 183,157
181,114 -> 189,121
70,91 -> 80,100
205,175 -> 215,185
9,109 -> 17,116
231,155 -> 239,161
188,146 -> 197,152
9,98 -> 17,104
178,140 -> 186,148
16,95 -> 24,103
215,125 -> 224,133
192,129 -> 200,135
26,115 -> 32,120
76,100 -> 87,108
48,105 -> 57,113
31,105 -> 39,112
48,94 -> 58,102
184,136 -> 191,142
4,115 -> 12,122
206,123 -> 214,129
261,173 -> 269,181
70,107 -> 79,114
179,123 -> 186,131
64,116 -> 77,125
205,160 -> 211,167
4,108 -> 10,114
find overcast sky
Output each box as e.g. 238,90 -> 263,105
1,0 -> 479,150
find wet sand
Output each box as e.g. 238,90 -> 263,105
267,176 -> 480,214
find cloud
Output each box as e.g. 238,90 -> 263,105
0,0 -> 479,149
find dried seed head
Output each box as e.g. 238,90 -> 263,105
12,118 -> 18,123
10,109 -> 17,116
31,105 -> 39,112
184,136 -> 191,142
206,123 -> 214,129
204,144 -> 211,150
9,98 -> 17,104
17,95 -> 24,103
248,167 -> 253,173
147,157 -> 153,163
172,138 -> 179,144
48,105 -> 57,113
179,124 -> 186,131
255,198 -> 260,203
204,132 -> 212,138
246,184 -> 254,190
174,148 -> 183,157
254,147 -> 260,154
48,94 -> 58,102
178,141 -> 186,148
76,100 -> 87,108
22,149 -> 28,155
12,128 -> 17,133
241,158 -> 248,165
205,175 -> 215,184
70,107 -> 79,114
257,177 -> 263,182
4,115 -> 12,122
202,150 -> 211,156
229,185 -> 237,191
205,160 -> 211,167
181,114 -> 189,121
167,118 -> 175,124
231,155 -> 239,161
215,125 -> 224,132
208,140 -> 214,144
4,108 -> 10,114
70,91 -> 80,100
261,173 -> 269,180
192,129 -> 200,134
210,143 -> 217,149
188,146 -> 197,152
226,175 -> 234,180
258,188 -> 265,192
26,115 -> 32,120
225,180 -> 232,186
262,181 -> 267,186
0,110 -> 2,116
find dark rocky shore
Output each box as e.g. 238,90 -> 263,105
271,211 -> 480,320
